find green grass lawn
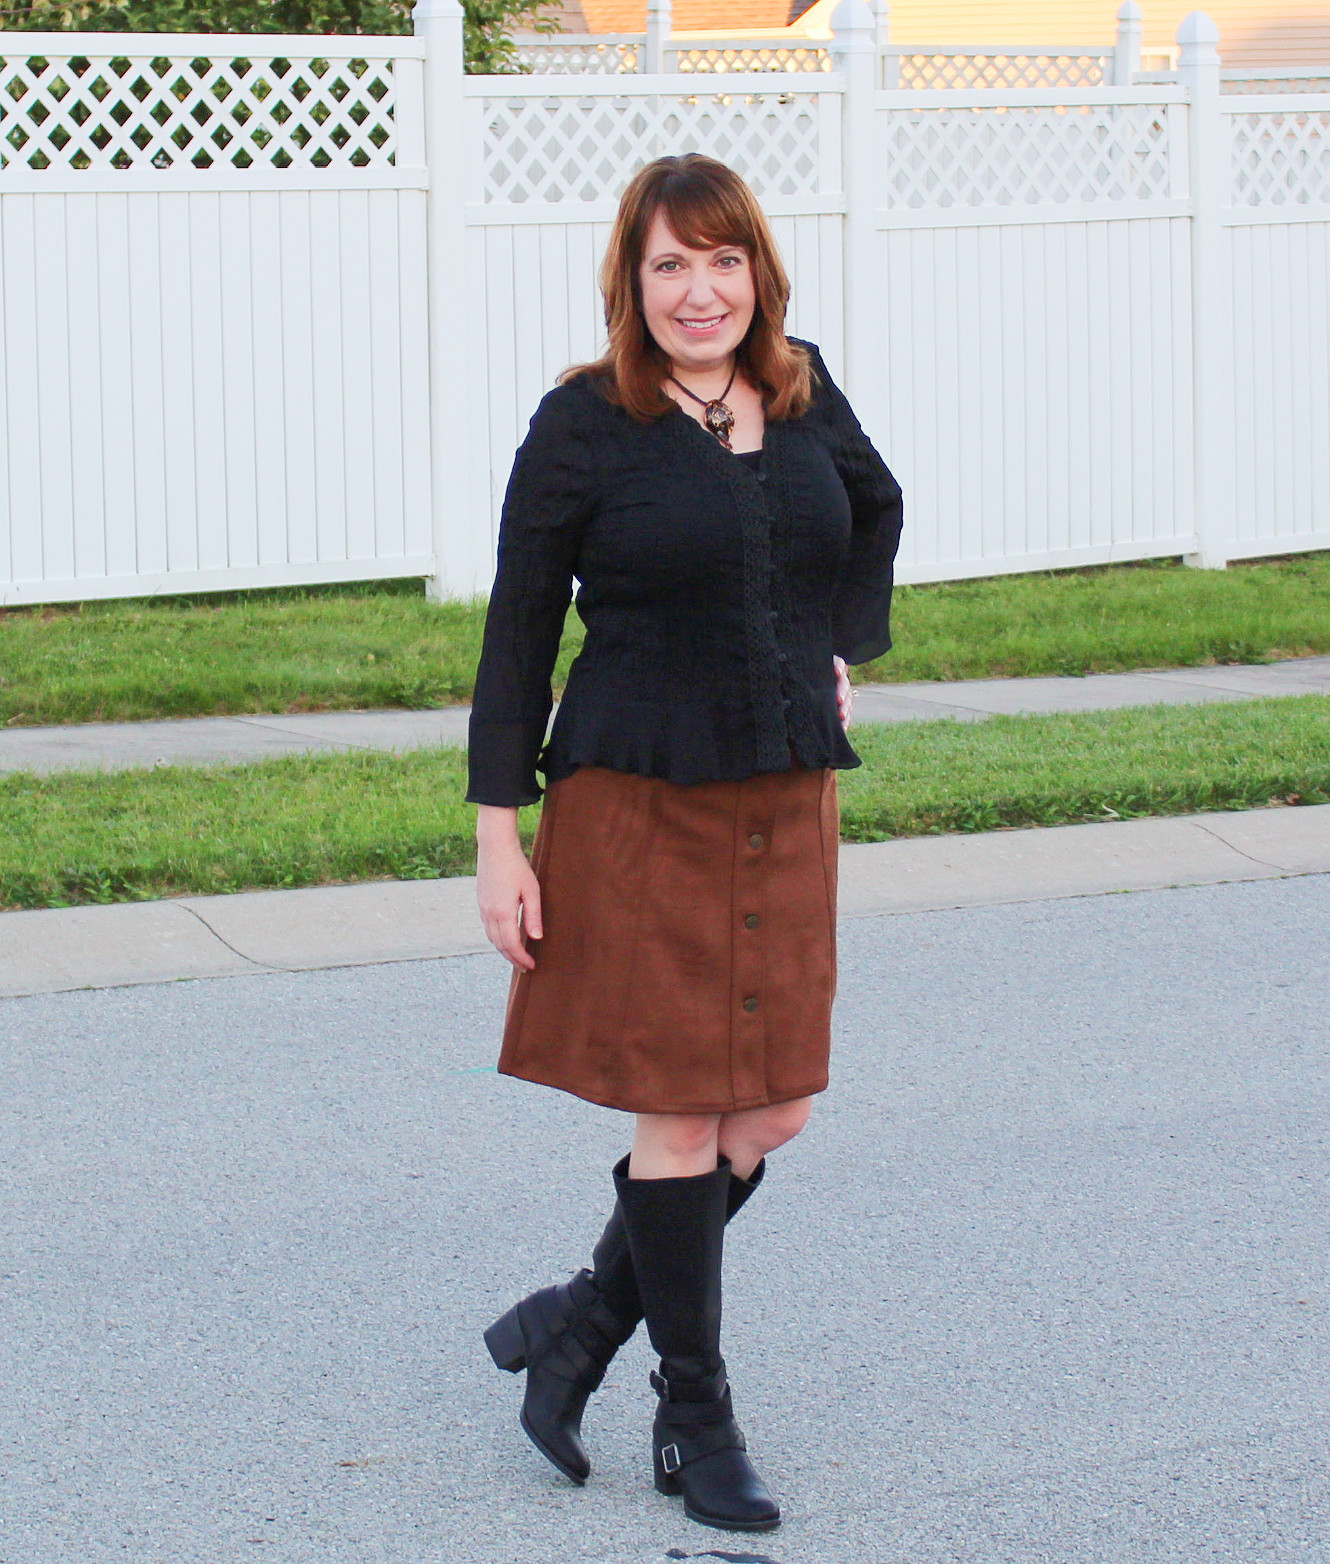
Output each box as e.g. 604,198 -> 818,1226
3,695 -> 1326,910
857,550 -> 1330,683
2,553 -> 1327,726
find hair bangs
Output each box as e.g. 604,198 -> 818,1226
647,170 -> 757,258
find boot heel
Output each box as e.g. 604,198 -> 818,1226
484,1306 -> 528,1372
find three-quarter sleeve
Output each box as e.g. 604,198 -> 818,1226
466,387 -> 598,806
811,349 -> 904,667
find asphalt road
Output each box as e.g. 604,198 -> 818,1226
2,876 -> 1328,1564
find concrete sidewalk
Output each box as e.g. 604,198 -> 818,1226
2,803 -> 1326,1000
4,655 -> 1328,775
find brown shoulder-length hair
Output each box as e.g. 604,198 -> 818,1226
561,154 -> 813,423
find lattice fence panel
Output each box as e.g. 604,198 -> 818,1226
893,53 -> 1110,89
513,40 -> 640,75
0,50 -> 397,171
882,103 -> 1173,209
672,47 -> 831,75
480,90 -> 823,204
1230,110 -> 1330,206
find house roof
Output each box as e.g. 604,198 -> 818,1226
548,0 -> 1329,66
574,2 -> 817,30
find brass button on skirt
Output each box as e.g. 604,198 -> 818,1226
497,763 -> 839,1115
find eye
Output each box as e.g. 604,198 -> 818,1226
716,253 -> 744,268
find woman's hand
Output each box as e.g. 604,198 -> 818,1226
834,655 -> 854,731
475,805 -> 543,972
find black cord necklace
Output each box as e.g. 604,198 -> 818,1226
669,364 -> 737,450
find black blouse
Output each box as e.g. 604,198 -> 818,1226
466,341 -> 903,808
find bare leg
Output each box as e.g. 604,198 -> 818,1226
630,1096 -> 813,1182
630,1112 -> 722,1179
717,1096 -> 813,1180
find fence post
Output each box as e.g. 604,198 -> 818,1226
645,0 -> 670,73
1113,0 -> 1142,85
872,0 -> 890,47
414,0 -> 484,600
829,1 -> 886,444
1178,11 -> 1232,569
873,0 -> 898,87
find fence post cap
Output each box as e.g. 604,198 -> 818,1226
1176,10 -> 1220,47
830,0 -> 876,37
412,0 -> 464,20
1116,1 -> 1142,21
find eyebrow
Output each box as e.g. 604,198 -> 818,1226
646,243 -> 745,262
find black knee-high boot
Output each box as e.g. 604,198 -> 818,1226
485,1157 -> 765,1484
614,1156 -> 780,1533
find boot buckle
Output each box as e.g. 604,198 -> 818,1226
660,1442 -> 682,1475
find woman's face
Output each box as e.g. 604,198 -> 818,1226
637,208 -> 756,375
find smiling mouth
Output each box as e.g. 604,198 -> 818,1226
676,314 -> 727,331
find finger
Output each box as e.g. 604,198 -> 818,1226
522,878 -> 544,942
500,917 -> 536,971
481,913 -> 509,962
496,909 -> 533,969
484,911 -> 535,971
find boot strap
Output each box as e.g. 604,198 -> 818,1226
523,1284 -> 635,1386
582,1294 -> 638,1350
534,1329 -> 605,1385
657,1420 -> 748,1475
650,1365 -> 728,1404
555,1314 -> 632,1389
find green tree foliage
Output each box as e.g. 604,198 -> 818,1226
0,0 -> 560,72
459,0 -> 560,71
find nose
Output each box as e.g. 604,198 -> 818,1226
684,263 -> 718,307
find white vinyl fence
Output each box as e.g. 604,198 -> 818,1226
1,0 -> 1328,605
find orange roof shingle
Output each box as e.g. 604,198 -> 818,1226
553,0 -> 1329,67
577,1 -> 816,30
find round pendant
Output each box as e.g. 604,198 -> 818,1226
704,399 -> 735,449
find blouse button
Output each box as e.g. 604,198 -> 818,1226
742,996 -> 759,1013
744,913 -> 760,930
777,652 -> 788,663
782,698 -> 792,710
748,833 -> 764,850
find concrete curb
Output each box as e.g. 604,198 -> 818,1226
3,804 -> 1326,1000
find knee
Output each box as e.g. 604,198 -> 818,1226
759,1096 -> 812,1151
636,1113 -> 720,1163
723,1096 -> 813,1162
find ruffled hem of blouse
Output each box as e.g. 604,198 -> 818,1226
539,694 -> 861,790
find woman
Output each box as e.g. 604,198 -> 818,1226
469,153 -> 902,1534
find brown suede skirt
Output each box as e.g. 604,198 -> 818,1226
498,763 -> 839,1115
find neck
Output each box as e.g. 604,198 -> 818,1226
669,354 -> 736,389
